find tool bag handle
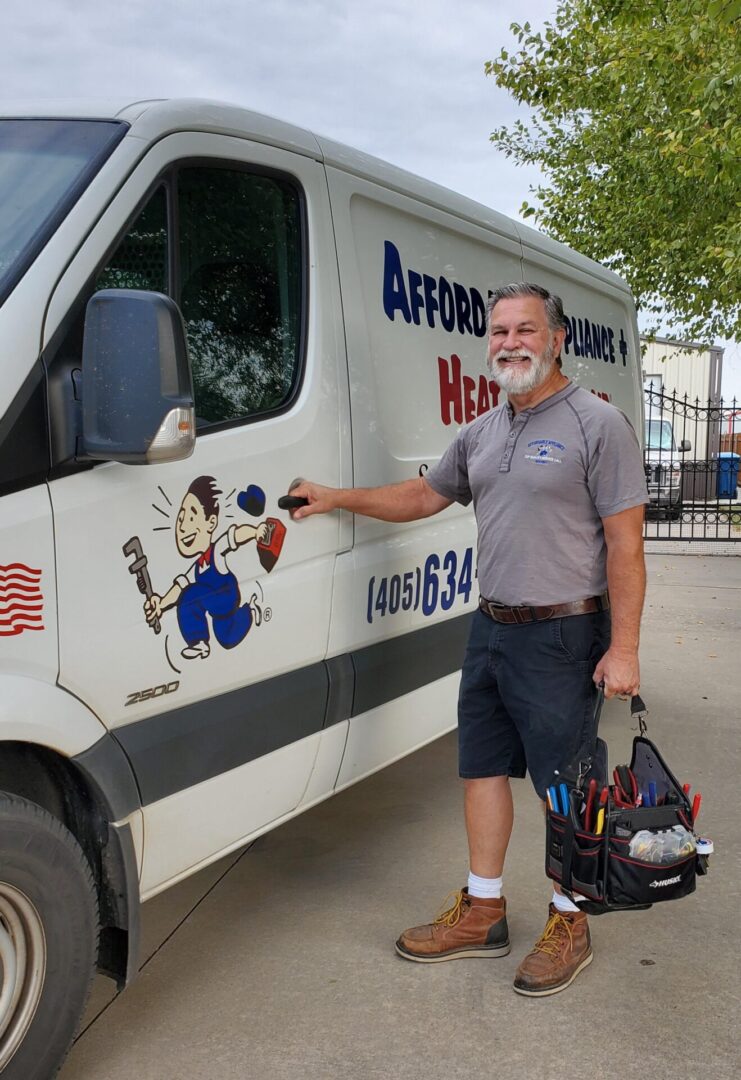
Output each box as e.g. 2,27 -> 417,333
630,693 -> 648,735
594,688 -> 647,731
584,689 -> 648,757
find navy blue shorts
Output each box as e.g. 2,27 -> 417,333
458,609 -> 611,798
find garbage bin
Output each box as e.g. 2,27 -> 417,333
716,452 -> 740,498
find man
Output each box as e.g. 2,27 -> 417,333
288,282 -> 647,996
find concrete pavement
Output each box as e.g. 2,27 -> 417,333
61,553 -> 740,1080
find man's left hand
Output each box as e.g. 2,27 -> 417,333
593,647 -> 640,699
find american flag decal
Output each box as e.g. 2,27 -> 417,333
0,563 -> 44,637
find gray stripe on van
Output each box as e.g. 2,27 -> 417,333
350,614 -> 472,717
114,663 -> 329,807
86,612 -> 472,808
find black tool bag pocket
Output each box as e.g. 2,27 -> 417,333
551,805 -> 699,914
546,811 -> 604,901
604,801 -> 698,909
606,848 -> 696,906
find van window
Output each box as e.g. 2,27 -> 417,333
178,167 -> 303,427
94,165 -> 303,430
96,185 -> 168,293
0,119 -> 126,307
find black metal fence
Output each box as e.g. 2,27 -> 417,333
643,388 -> 741,542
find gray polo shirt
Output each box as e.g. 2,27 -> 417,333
425,383 -> 647,606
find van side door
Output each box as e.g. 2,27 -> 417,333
45,133 -> 349,895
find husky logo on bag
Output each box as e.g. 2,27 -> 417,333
649,874 -> 682,889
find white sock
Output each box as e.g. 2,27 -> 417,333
467,872 -> 503,899
552,889 -> 584,913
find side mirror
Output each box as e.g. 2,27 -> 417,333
82,289 -> 195,465
679,439 -> 691,452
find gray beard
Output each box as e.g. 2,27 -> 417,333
487,342 -> 556,394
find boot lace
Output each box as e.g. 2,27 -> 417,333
532,911 -> 574,957
433,890 -> 470,928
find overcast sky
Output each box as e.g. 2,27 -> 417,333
2,0 -> 739,396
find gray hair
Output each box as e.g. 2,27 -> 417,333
486,282 -> 568,333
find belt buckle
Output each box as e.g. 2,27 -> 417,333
481,598 -> 501,621
492,603 -> 508,623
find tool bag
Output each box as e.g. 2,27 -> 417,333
545,693 -> 710,915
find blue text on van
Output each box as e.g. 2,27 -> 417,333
383,239 -> 630,367
382,240 -> 487,337
564,317 -> 629,367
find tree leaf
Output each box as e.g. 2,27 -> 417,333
485,0 -> 741,340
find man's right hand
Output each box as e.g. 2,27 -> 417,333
145,595 -> 163,623
287,481 -> 338,520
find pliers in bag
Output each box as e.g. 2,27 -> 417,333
613,765 -> 639,808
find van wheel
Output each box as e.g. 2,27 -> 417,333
0,793 -> 99,1080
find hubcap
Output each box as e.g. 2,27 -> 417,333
0,883 -> 46,1069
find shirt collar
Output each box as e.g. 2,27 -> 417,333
505,380 -> 577,420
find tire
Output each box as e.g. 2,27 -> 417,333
0,793 -> 99,1080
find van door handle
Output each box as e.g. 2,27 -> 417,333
278,495 -> 310,510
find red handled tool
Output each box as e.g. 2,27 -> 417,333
583,778 -> 598,832
613,765 -> 639,807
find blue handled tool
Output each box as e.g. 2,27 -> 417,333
548,786 -> 560,814
648,781 -> 657,808
559,783 -> 570,816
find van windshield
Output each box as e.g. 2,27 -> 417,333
645,418 -> 676,451
0,119 -> 126,306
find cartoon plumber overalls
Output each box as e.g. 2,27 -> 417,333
177,542 -> 252,650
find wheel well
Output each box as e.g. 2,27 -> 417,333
0,742 -> 136,986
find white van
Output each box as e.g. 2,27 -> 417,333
0,99 -> 644,1078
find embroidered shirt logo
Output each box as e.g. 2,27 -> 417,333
525,439 -> 565,465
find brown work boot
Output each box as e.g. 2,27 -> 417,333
395,888 -> 510,963
513,903 -> 593,996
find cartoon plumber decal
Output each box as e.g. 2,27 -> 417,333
125,476 -> 286,662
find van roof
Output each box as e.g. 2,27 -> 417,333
0,97 -> 630,294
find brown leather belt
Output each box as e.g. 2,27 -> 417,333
478,593 -> 609,625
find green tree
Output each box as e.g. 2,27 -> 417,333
486,0 -> 741,341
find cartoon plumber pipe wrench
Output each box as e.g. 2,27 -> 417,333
144,476 -> 270,660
